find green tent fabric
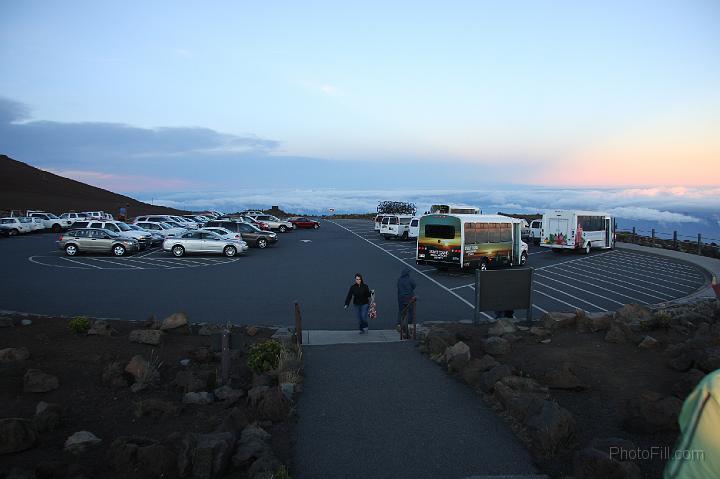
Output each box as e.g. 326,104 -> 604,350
664,369 -> 720,479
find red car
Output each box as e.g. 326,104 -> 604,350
289,217 -> 320,229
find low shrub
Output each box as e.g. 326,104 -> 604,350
68,316 -> 91,334
247,340 -> 284,374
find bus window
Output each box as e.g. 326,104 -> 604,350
425,224 -> 455,239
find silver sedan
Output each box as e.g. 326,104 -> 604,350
163,230 -> 248,257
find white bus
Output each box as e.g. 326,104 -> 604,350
540,210 -> 615,254
429,204 -> 481,215
417,214 -> 528,270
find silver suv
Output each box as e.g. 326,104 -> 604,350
57,228 -> 139,256
71,221 -> 152,249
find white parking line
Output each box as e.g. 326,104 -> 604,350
60,257 -> 102,269
534,282 -> 608,311
118,257 -> 175,269
450,283 -> 475,291
615,251 -> 699,272
603,255 -> 703,280
535,272 -> 625,306
574,260 -> 699,290
330,220 -> 494,320
86,258 -> 142,269
548,264 -> 671,302
533,303 -> 549,314
533,289 -> 585,311
534,250 -> 616,271
528,250 -> 550,255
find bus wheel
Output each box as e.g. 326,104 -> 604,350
520,252 -> 528,266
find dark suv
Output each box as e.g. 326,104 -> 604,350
204,220 -> 278,248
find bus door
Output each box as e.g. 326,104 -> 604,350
547,218 -> 569,244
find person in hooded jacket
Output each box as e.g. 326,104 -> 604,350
344,273 -> 372,333
397,267 -> 416,327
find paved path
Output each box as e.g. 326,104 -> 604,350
294,341 -> 537,479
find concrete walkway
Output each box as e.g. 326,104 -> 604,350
294,341 -> 538,479
301,329 -> 402,346
617,242 -> 720,302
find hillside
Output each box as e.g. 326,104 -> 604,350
0,155 -> 186,217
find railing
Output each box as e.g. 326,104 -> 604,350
616,227 -> 720,259
399,297 -> 417,340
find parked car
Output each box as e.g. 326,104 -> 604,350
169,215 -> 198,229
289,217 -> 320,229
28,212 -> 72,232
408,217 -> 420,239
163,230 -> 248,257
134,221 -> 186,238
0,217 -> 34,235
240,216 -> 271,231
72,220 -> 153,249
380,215 -> 413,240
204,220 -> 277,248
201,226 -> 244,241
529,219 -> 542,245
28,217 -> 46,232
127,223 -> 164,245
57,228 -> 139,256
249,214 -> 294,232
59,212 -> 90,225
83,211 -> 113,220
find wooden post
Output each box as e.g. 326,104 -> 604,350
651,228 -> 655,246
698,234 -> 702,255
220,324 -> 230,385
294,302 -> 303,346
673,231 -> 678,250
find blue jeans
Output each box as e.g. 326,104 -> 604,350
355,303 -> 369,331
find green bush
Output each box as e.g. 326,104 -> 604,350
68,316 -> 91,334
247,340 -> 284,374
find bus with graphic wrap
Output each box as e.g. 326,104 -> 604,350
540,210 -> 615,254
416,214 -> 528,270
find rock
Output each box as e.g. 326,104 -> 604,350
574,437 -> 642,479
483,337 -> 511,356
64,431 -> 101,454
108,436 -> 175,477
461,356 -> 497,386
623,391 -> 682,433
217,407 -> 250,436
280,383 -> 295,400
124,355 -> 149,381
160,312 -> 188,330
174,370 -> 208,393
248,386 -> 271,407
102,361 -> 129,388
183,392 -> 214,405
34,402 -> 62,432
667,354 -> 694,372
541,363 -> 587,390
87,319 -> 117,337
542,312 -> 576,330
180,358 -> 191,367
246,326 -> 258,337
248,453 -> 283,479
186,432 -> 236,479
21,319 -> 32,326
604,321 -> 636,344
0,347 -> 30,363
494,376 -> 549,420
23,369 -> 59,393
540,339 -> 551,344
529,326 -> 551,337
480,364 -> 513,392
444,341 -> 471,372
524,400 -> 576,454
191,346 -> 214,363
672,369 -> 705,399
695,347 -> 720,373
214,385 -> 245,403
615,304 -> 652,332
0,317 -> 16,327
252,374 -> 274,387
133,398 -> 181,418
136,443 -> 176,477
476,354 -> 499,371
129,329 -> 164,345
488,319 -> 517,336
252,388 -> 292,421
0,418 -> 37,454
232,424 -> 272,468
198,323 -> 224,336
5,467 -> 35,479
425,328 -> 456,355
577,311 -> 613,333
638,336 -> 659,349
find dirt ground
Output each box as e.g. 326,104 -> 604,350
0,314 -> 296,479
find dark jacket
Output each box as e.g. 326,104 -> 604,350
397,268 -> 416,302
345,283 -> 371,306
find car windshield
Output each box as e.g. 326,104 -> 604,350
127,224 -> 140,230
46,213 -> 59,219
116,222 -> 132,231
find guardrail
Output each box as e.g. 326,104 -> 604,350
616,227 -> 720,259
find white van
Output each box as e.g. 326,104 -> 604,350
408,217 -> 420,239
529,219 -> 542,245
374,214 -> 389,231
380,215 -> 414,239
540,210 -> 614,254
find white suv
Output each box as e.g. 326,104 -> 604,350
248,214 -> 294,233
59,212 -> 90,225
28,212 -> 72,232
0,217 -> 34,235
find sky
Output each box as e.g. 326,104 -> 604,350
0,1 -> 719,231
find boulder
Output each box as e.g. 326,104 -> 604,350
136,443 -> 176,477
248,453 -> 283,479
160,312 -> 188,330
108,436 -> 175,477
21,319 -> 32,326
214,385 -> 245,404
34,401 -> 62,432
0,317 -> 16,327
425,328 -> 456,355
480,364 -> 513,392
173,370 -> 208,393
574,437 -> 642,479
615,304 -> 652,332
540,363 -> 587,390
461,356 -> 498,386
493,376 -> 549,420
672,369 -> 705,399
232,424 -> 272,468
124,355 -> 149,382
185,432 -> 236,479
0,418 -> 37,454
667,354 -> 694,372
191,346 -> 215,363
198,323 -> 224,336
529,326 -> 551,337
542,312 -> 577,330
0,347 -> 30,363
487,319 -> 517,336
444,341 -> 471,372
246,326 -> 259,337
604,321 -> 637,344
102,361 -> 129,388
695,347 -> 720,373
87,319 -> 117,337
128,329 -> 164,345
23,369 -> 59,393
577,311 -> 613,333
64,431 -> 101,454
638,336 -> 660,349
483,337 -> 511,356
279,383 -> 295,400
623,391 -> 682,433
524,400 -> 576,454
183,392 -> 214,405
217,407 -> 250,437
252,388 -> 292,422
133,398 -> 181,418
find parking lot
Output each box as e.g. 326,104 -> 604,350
0,219 -> 710,327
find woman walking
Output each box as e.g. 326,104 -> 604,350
344,273 -> 372,333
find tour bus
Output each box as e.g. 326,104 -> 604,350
416,214 -> 528,270
380,215 -> 414,239
429,204 -> 481,215
540,210 -> 615,254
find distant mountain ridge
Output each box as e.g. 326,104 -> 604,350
0,155 -> 186,217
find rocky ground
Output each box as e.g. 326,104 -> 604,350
0,313 -> 302,479
420,298 -> 720,479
